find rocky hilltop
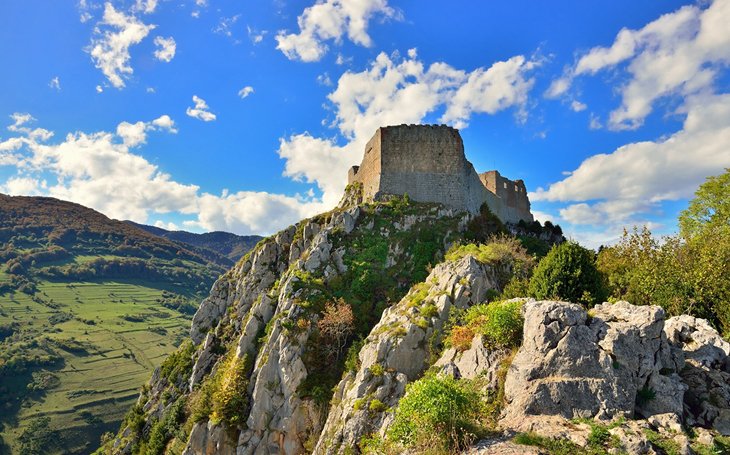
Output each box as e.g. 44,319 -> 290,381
98,184 -> 730,455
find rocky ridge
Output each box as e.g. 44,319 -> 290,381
102,190 -> 495,454
101,192 -> 730,455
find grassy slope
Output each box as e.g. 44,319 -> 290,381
0,195 -> 234,454
0,279 -> 192,454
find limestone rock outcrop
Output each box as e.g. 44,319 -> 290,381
502,300 -> 686,428
665,315 -> 730,435
315,256 -> 509,454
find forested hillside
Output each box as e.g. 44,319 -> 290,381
0,195 -> 234,454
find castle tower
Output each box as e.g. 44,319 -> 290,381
348,125 -> 533,223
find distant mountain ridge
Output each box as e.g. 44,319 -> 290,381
126,221 -> 263,266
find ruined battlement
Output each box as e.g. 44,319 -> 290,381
348,125 -> 533,223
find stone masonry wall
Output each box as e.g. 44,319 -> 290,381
480,170 -> 533,223
348,124 -> 533,223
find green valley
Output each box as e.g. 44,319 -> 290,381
0,195 -> 249,454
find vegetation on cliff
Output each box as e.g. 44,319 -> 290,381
597,168 -> 730,336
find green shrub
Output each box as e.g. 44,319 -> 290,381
146,398 -> 185,455
513,432 -> 580,455
369,363 -> 385,376
159,339 -> 195,386
210,353 -> 252,426
387,375 -> 482,450
448,299 -> 525,350
464,203 -> 507,242
501,276 -> 530,299
445,237 -> 534,291
529,241 -> 607,307
344,338 -> 365,373
369,399 -> 387,412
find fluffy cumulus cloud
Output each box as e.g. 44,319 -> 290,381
0,114 -> 196,221
153,36 -> 176,62
186,95 -> 216,121
277,50 -> 540,206
116,114 -> 177,147
88,3 -> 156,88
0,114 -> 324,234
133,0 -> 158,14
532,93 -> 730,228
276,0 -> 400,62
547,0 -> 730,130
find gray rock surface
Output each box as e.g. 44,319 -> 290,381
314,256 -> 507,454
502,301 -> 686,427
665,314 -> 730,435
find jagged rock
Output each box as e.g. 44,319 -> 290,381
190,332 -> 217,390
665,314 -> 730,435
183,421 -> 236,455
502,301 -> 686,428
435,334 -> 511,387
608,420 -> 655,455
315,256 -> 506,454
647,413 -> 684,434
465,437 -> 541,454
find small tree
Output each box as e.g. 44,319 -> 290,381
529,241 -> 606,306
317,299 -> 355,361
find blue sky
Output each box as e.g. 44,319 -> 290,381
1,0 -> 729,247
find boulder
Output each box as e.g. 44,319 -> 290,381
665,315 -> 730,435
502,301 -> 686,428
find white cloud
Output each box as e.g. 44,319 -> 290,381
532,93 -> 730,225
151,114 -> 177,133
214,14 -> 241,38
238,86 -> 254,98
133,0 -> 158,14
8,113 -> 54,142
96,85 -> 104,93
441,55 -> 538,128
335,53 -> 352,65
275,0 -> 400,62
317,73 -> 333,86
548,0 -> 730,130
87,3 -> 156,89
116,121 -> 148,147
247,26 -> 267,44
153,220 -> 180,231
153,36 -> 176,62
277,50 -> 540,207
190,191 -> 325,234
186,95 -> 216,122
115,115 -> 177,147
49,77 -> 61,91
0,114 -> 325,235
589,113 -> 602,130
1,177 -> 47,196
570,100 -> 586,112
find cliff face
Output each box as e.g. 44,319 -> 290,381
101,189 -> 495,454
101,188 -> 730,455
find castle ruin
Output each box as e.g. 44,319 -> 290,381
347,124 -> 534,223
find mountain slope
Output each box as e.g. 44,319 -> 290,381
98,186 -> 525,453
0,194 -> 228,454
126,221 -> 263,266
100,187 -> 730,455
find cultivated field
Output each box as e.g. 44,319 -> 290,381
0,279 -> 196,454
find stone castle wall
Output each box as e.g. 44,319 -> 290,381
348,125 -> 533,223
479,170 -> 533,224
